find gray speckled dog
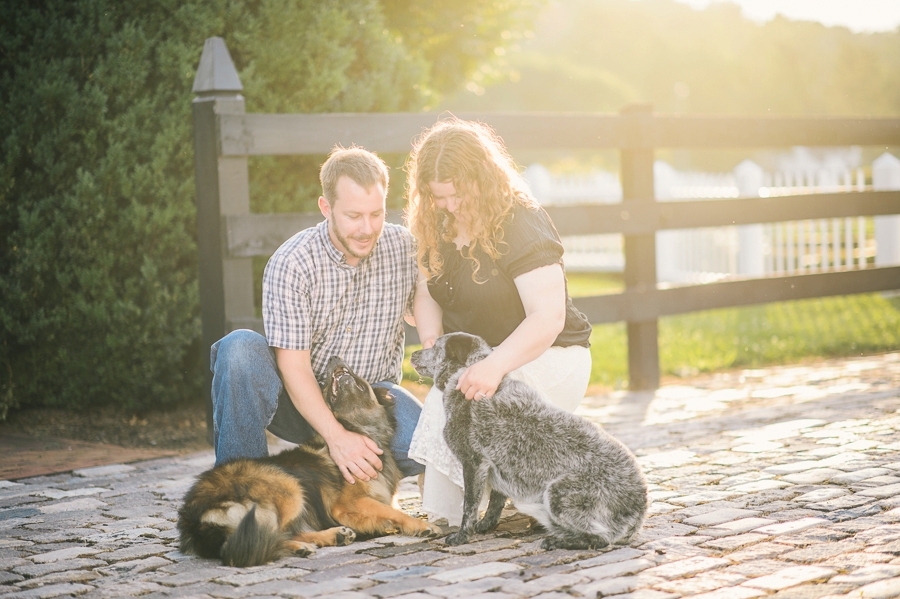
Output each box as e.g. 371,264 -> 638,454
410,332 -> 648,550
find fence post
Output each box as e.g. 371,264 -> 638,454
192,37 -> 255,442
620,104 -> 659,390
524,164 -> 553,204
874,152 -> 900,266
654,160 -> 680,284
734,159 -> 766,276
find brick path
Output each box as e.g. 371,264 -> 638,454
2,352 -> 900,599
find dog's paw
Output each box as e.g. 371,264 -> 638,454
445,531 -> 469,546
414,523 -> 442,538
288,541 -> 317,557
540,535 -> 607,551
335,526 -> 356,546
474,519 -> 498,534
373,518 -> 400,534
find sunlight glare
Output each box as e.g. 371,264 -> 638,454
672,0 -> 900,33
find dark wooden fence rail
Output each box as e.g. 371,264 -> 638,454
192,37 -> 900,396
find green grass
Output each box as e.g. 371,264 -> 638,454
587,293 -> 900,389
566,272 -> 625,296
404,272 -> 900,390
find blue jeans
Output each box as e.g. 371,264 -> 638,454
210,329 -> 424,477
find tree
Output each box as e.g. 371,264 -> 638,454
444,0 -> 900,117
0,0 -> 537,418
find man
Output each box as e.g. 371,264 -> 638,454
210,146 -> 422,483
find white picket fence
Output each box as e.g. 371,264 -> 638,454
524,152 -> 900,284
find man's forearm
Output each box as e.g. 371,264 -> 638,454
274,348 -> 342,442
273,346 -> 383,482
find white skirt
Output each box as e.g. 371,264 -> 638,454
407,344 -> 592,526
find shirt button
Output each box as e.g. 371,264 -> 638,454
346,327 -> 352,333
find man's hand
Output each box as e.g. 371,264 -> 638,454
274,347 -> 385,485
327,427 -> 384,484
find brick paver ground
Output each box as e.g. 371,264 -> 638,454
2,351 -> 900,599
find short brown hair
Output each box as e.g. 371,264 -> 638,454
320,146 -> 389,205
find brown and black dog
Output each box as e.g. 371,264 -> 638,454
177,356 -> 440,566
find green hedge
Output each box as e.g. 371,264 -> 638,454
0,0 -> 533,418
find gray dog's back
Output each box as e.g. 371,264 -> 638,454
447,375 -> 648,546
411,332 -> 648,549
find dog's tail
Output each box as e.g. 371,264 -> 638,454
220,505 -> 287,567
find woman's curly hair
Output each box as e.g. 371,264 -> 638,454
405,118 -> 538,282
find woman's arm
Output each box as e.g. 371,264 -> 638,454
455,263 -> 566,399
412,267 -> 444,349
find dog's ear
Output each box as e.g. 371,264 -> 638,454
373,386 -> 394,408
445,334 -> 477,367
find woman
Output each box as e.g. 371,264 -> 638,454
405,118 -> 593,524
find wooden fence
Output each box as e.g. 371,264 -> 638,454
526,156 -> 899,280
192,37 -> 900,395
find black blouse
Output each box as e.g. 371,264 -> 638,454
426,203 -> 592,348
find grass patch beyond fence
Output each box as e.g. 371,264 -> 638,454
403,272 -> 900,390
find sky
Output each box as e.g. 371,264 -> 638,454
673,0 -> 900,33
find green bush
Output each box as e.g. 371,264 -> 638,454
0,0 -> 533,418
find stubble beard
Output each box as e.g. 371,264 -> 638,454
330,218 -> 381,261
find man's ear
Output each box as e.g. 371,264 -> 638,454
318,196 -> 331,219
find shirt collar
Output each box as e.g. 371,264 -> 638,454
317,220 -> 349,267
317,219 -> 380,269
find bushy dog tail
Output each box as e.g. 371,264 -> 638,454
220,505 -> 287,567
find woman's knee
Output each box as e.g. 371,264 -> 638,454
396,456 -> 425,477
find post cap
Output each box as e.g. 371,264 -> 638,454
192,37 -> 243,97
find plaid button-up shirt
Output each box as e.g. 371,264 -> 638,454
262,220 -> 418,385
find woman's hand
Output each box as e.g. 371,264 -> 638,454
456,353 -> 504,400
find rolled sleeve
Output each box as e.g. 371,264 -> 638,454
263,252 -> 311,350
500,207 -> 565,279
